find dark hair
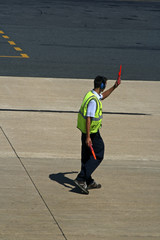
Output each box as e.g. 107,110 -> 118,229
94,75 -> 107,89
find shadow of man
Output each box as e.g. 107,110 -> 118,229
49,171 -> 81,194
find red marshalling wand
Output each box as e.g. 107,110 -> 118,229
117,65 -> 122,85
89,143 -> 96,160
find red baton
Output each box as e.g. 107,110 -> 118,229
117,65 -> 122,85
89,143 -> 96,160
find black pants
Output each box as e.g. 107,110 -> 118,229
76,131 -> 104,185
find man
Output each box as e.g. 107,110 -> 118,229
74,75 -> 121,194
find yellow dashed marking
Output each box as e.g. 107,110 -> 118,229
20,53 -> 29,58
0,30 -> 30,58
14,47 -> 22,51
2,35 -> 10,39
8,41 -> 16,45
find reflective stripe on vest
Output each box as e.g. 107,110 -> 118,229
78,110 -> 103,121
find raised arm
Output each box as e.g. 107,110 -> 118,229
101,78 -> 121,100
102,65 -> 122,100
101,84 -> 116,100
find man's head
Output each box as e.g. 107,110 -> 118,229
94,76 -> 107,91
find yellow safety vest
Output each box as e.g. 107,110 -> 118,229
77,91 -> 103,134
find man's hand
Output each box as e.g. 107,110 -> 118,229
86,136 -> 92,147
102,65 -> 122,100
114,65 -> 122,88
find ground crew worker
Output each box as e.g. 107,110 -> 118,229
74,75 -> 121,194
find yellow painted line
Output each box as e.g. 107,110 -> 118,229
8,41 -> 16,45
0,56 -> 22,58
2,35 -> 9,39
14,47 -> 22,51
0,54 -> 30,58
0,30 -> 30,58
20,53 -> 30,58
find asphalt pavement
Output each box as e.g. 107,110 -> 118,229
0,0 -> 160,80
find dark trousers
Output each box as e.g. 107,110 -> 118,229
77,131 -> 104,185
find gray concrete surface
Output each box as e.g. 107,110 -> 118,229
0,76 -> 160,240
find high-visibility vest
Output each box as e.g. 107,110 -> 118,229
77,91 -> 103,134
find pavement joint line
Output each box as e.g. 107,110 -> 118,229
0,29 -> 30,58
0,126 -> 68,240
0,108 -> 151,116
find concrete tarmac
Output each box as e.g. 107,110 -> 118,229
0,76 -> 160,240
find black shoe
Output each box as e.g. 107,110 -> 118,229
74,179 -> 89,194
87,181 -> 101,190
